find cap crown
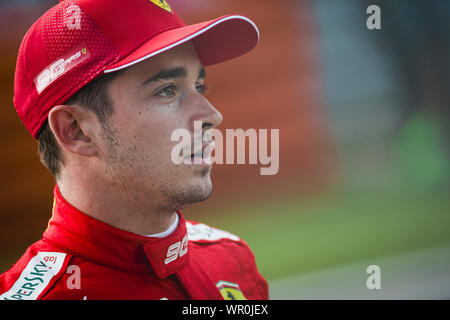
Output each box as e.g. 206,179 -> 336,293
14,0 -> 185,138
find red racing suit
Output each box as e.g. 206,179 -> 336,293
0,186 -> 268,300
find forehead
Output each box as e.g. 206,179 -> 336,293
121,42 -> 202,81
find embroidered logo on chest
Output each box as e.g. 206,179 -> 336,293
216,281 -> 247,300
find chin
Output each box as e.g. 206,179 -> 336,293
164,175 -> 213,211
188,176 -> 213,203
189,166 -> 213,199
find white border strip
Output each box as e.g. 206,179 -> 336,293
216,280 -> 240,289
104,15 -> 259,73
186,221 -> 240,242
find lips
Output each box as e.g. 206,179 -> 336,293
187,141 -> 212,157
202,141 -> 215,158
187,141 -> 215,164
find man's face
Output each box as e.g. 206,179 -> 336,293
96,42 -> 222,212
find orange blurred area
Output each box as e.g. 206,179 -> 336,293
0,0 -> 337,260
177,0 -> 338,212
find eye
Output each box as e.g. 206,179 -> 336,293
155,85 -> 176,98
196,84 -> 210,95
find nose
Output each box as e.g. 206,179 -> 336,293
192,96 -> 223,131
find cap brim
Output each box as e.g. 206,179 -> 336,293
104,15 -> 259,73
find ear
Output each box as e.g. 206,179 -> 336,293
48,105 -> 98,158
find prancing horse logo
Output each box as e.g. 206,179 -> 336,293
149,0 -> 172,13
216,281 -> 247,300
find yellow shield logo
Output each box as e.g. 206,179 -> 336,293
216,281 -> 247,300
149,0 -> 172,13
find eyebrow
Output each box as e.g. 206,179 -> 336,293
141,66 -> 206,87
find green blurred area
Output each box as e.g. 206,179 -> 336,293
205,188 -> 450,281
203,110 -> 450,282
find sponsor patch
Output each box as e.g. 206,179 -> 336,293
34,44 -> 90,94
216,280 -> 247,300
186,222 -> 239,242
0,252 -> 67,300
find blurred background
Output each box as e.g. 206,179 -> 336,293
0,0 -> 449,299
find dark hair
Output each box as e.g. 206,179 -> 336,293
37,71 -> 123,177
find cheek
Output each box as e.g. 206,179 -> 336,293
127,124 -> 181,171
111,101 -> 190,170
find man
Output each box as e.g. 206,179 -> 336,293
0,0 -> 268,300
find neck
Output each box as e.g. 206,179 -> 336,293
56,170 -> 178,236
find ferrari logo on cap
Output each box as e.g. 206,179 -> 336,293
149,0 -> 172,13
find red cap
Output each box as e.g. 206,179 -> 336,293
14,0 -> 260,139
